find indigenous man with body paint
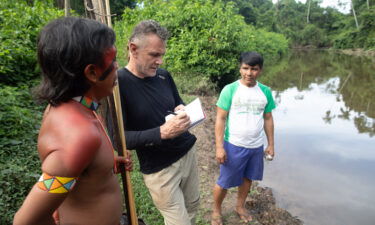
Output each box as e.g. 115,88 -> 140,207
13,17 -> 132,225
211,52 -> 276,225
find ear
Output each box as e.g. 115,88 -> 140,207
84,64 -> 99,84
128,42 -> 138,56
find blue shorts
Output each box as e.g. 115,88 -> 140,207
217,141 -> 264,189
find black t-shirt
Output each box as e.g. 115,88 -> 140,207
118,68 -> 197,174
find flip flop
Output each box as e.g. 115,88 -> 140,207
211,214 -> 223,225
235,210 -> 252,223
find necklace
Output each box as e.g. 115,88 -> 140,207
72,96 -> 117,172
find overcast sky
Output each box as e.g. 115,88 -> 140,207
272,0 -> 351,14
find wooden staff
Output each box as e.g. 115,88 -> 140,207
103,0 -> 139,224
110,85 -> 139,225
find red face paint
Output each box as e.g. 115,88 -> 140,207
98,46 -> 117,81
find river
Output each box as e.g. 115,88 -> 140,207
260,50 -> 375,225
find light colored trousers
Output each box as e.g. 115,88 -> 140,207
143,145 -> 200,225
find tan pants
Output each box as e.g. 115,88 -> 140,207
143,145 -> 200,225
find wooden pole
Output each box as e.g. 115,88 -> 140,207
105,0 -> 112,28
111,84 -> 139,225
103,0 -> 139,224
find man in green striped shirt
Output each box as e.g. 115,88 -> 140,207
211,52 -> 276,225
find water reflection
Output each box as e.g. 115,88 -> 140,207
259,50 -> 375,225
261,49 -> 375,137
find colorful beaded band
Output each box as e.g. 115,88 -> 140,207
37,172 -> 77,194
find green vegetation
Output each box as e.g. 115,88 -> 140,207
222,0 -> 375,50
0,0 -> 63,85
0,84 -> 45,224
0,1 -> 63,224
115,0 -> 288,88
1,0 -> 373,224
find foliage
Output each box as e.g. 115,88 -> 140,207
0,0 -> 63,85
299,24 -> 327,47
333,5 -> 375,50
115,0 -> 288,88
0,83 -> 44,225
223,0 -> 375,50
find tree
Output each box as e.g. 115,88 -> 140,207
351,0 -> 359,30
65,0 -> 71,16
115,0 -> 288,87
307,0 -> 311,23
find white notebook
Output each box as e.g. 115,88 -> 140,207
166,98 -> 206,129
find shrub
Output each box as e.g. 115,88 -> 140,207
115,0 -> 288,89
300,24 -> 327,47
0,83 -> 44,224
0,0 -> 63,85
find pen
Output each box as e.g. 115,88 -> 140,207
167,110 -> 177,115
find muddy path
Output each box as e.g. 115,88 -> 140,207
191,96 -> 303,225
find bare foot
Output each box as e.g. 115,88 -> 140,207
211,212 -> 223,225
235,207 -> 252,223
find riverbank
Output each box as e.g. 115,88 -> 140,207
292,46 -> 375,58
191,96 -> 302,225
338,48 -> 375,58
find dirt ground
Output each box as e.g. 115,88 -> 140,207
190,96 -> 303,225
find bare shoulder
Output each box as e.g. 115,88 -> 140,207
38,102 -> 102,176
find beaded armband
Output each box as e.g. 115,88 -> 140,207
37,172 -> 77,194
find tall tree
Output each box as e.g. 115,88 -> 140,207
351,0 -> 359,30
64,0 -> 71,16
307,0 -> 311,23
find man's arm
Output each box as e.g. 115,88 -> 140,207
264,112 -> 275,157
13,123 -> 100,225
215,107 -> 228,164
13,184 -> 66,225
125,112 -> 191,149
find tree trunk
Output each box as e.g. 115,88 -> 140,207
307,0 -> 311,24
351,0 -> 359,30
367,0 -> 370,9
64,0 -> 71,17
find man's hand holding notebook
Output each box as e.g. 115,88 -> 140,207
166,98 -> 206,129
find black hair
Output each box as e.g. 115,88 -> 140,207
35,17 -> 115,106
239,51 -> 264,69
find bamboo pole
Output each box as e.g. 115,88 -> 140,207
105,0 -> 112,28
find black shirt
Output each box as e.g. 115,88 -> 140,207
118,68 -> 197,174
